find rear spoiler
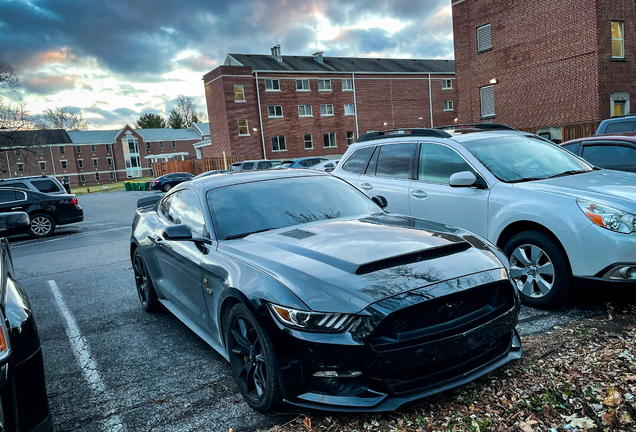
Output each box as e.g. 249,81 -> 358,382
137,195 -> 162,208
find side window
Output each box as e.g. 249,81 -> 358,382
31,179 -> 61,193
341,146 -> 374,174
605,121 -> 636,133
0,182 -> 29,190
0,190 -> 19,203
257,161 -> 272,170
168,190 -> 206,236
375,143 -> 416,179
298,159 -> 310,167
160,194 -> 174,220
561,143 -> 580,155
418,143 -> 476,184
364,146 -> 380,175
242,162 -> 254,170
582,144 -> 636,171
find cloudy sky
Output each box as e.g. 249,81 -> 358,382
0,0 -> 453,130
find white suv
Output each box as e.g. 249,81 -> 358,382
333,125 -> 636,309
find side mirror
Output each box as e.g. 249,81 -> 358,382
0,212 -> 30,237
372,195 -> 389,209
163,224 -> 193,241
449,171 -> 478,188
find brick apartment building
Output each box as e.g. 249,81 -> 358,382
452,0 -> 636,140
201,46 -> 457,160
0,124 -> 206,187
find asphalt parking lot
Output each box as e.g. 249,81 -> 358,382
10,191 -> 629,432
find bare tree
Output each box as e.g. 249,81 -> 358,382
34,107 -> 89,131
170,95 -> 203,128
0,60 -> 20,91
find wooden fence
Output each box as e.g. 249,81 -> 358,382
152,156 -> 246,177
562,121 -> 600,141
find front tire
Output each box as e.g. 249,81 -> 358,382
163,183 -> 172,192
226,303 -> 283,412
28,213 -> 55,238
503,230 -> 572,309
132,249 -> 160,312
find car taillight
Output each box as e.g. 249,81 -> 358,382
0,309 -> 11,363
70,196 -> 78,205
151,180 -> 159,184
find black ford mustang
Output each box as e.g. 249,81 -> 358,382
130,170 -> 521,412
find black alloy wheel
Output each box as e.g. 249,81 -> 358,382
28,213 -> 55,238
133,249 -> 160,312
227,303 -> 282,412
163,183 -> 172,192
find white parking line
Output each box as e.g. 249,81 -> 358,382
13,227 -> 128,249
48,280 -> 127,432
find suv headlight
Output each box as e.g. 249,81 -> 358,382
269,304 -> 356,332
577,200 -> 636,234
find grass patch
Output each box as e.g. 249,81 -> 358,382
71,176 -> 154,195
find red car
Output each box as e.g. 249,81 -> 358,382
560,133 -> 636,174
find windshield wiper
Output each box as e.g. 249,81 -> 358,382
223,227 -> 279,240
545,169 -> 590,179
508,176 -> 550,183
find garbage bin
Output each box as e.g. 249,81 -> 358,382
124,182 -> 130,191
132,182 -> 139,191
139,182 -> 146,191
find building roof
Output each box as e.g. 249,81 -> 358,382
0,129 -> 72,148
192,123 -> 210,136
226,54 -> 455,74
68,130 -> 120,144
135,128 -> 202,142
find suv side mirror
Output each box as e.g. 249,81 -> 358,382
449,171 -> 478,188
0,212 -> 30,237
372,195 -> 389,209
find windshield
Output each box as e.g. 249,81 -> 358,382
462,135 -> 593,182
207,176 -> 382,240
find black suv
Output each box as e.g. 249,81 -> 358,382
596,113 -> 636,134
0,176 -> 67,195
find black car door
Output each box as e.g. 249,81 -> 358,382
580,141 -> 636,173
154,189 -> 209,328
0,190 -> 28,214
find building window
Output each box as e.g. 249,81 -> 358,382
93,158 -> 98,167
78,159 -> 84,168
612,21 -> 625,58
323,133 -> 337,148
610,92 -> 630,117
318,79 -> 331,91
37,147 -> 44,155
107,157 -> 113,166
347,131 -> 355,146
296,79 -> 310,91
59,146 -> 65,154
477,24 -> 492,52
61,160 -> 68,169
159,141 -> 164,149
238,119 -> 249,136
444,100 -> 454,111
16,163 -> 24,172
172,141 -> 176,148
344,104 -> 355,116
39,161 -> 46,170
109,172 -> 115,180
80,175 -> 86,182
320,104 -> 334,116
342,79 -> 353,91
105,144 -> 111,152
76,145 -> 81,153
63,175 -> 69,184
267,105 -> 283,118
265,79 -> 280,91
480,85 -> 495,118
271,135 -> 287,152
304,134 -> 313,150
298,105 -> 312,117
95,172 -> 100,181
613,101 -> 626,116
15,149 -> 21,157
90,144 -> 96,152
234,84 -> 245,102
442,79 -> 453,89
146,142 -> 151,149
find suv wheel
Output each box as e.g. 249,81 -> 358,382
29,213 -> 56,238
503,230 -> 571,309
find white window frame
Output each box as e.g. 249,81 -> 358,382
107,157 -> 113,166
318,79 -> 332,91
16,163 -> 24,172
90,144 -> 96,152
612,21 -> 625,59
323,132 -> 337,148
304,134 -> 313,150
109,172 -> 115,180
60,160 -> 68,169
77,159 -> 84,168
234,84 -> 246,102
264,79 -> 280,91
39,161 -> 46,170
172,141 -> 176,148
37,147 -> 44,155
238,119 -> 249,136
296,79 -> 310,91
443,100 -> 454,111
146,142 -> 151,149
92,158 -> 98,167
80,174 -> 86,182
63,175 -> 70,184
95,172 -> 100,181
442,79 -> 453,90
105,144 -> 111,152
59,146 -> 65,154
477,23 -> 492,52
344,104 -> 355,116
342,79 -> 353,91
298,105 -> 313,117
320,104 -> 334,117
76,146 -> 81,153
159,141 -> 164,149
480,85 -> 496,118
271,135 -> 287,152
15,149 -> 21,157
347,131 -> 355,146
267,105 -> 283,118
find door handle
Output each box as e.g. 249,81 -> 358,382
11,207 -> 22,210
147,235 -> 164,244
411,190 -> 428,199
360,183 -> 373,191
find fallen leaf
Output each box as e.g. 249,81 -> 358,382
303,417 -> 312,431
627,375 -> 636,383
562,414 -> 596,429
542,404 -> 550,418
604,387 -> 621,407
602,412 -> 615,425
518,421 -> 533,432
124,266 -> 132,270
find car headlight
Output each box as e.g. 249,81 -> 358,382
577,200 -> 636,234
269,304 -> 356,332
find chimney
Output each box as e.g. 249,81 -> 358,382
270,44 -> 283,62
312,50 -> 324,64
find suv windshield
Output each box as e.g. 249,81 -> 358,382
207,176 -> 381,240
462,135 -> 593,183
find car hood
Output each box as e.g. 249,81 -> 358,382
513,170 -> 636,210
218,215 -> 506,314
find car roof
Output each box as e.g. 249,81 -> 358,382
188,168 -> 329,192
0,175 -> 58,182
565,133 -> 636,144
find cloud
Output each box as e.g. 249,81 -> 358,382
116,84 -> 149,97
177,54 -> 218,72
21,73 -> 80,95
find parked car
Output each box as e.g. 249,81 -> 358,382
0,211 -> 53,431
595,113 -> 636,134
313,159 -> 340,172
0,188 -> 83,238
561,133 -> 636,173
332,125 -> 636,309
0,175 -> 67,195
193,170 -> 228,179
277,157 -> 329,169
229,160 -> 281,171
130,170 -> 521,412
149,172 -> 194,192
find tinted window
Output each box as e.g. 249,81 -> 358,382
0,190 -> 20,203
31,179 -> 61,193
376,143 -> 415,179
160,194 -> 174,219
561,143 -> 580,154
168,190 -> 206,236
341,146 -> 374,174
418,144 -> 476,184
298,159 -> 311,167
605,121 -> 636,134
0,182 -> 29,190
242,162 -> 254,170
365,146 -> 379,175
257,161 -> 272,170
582,144 -> 636,172
207,176 -> 381,240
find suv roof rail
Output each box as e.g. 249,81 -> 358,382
600,113 -> 636,120
435,124 -> 518,131
0,175 -> 50,182
357,128 -> 452,142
